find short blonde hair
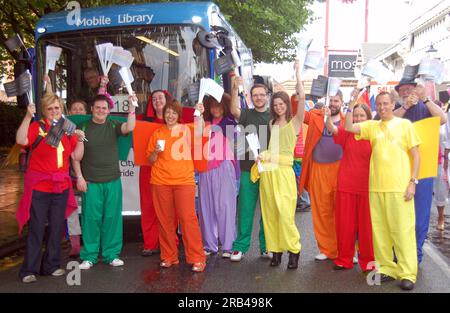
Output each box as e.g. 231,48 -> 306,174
40,93 -> 62,115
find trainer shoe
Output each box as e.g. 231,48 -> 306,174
204,250 -> 212,256
260,251 -> 272,259
192,262 -> 206,273
315,253 -> 328,261
109,258 -> 124,267
51,269 -> 66,276
230,251 -> 243,262
79,260 -> 94,270
22,275 -> 37,283
222,251 -> 232,258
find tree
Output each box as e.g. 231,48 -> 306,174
0,0 -> 313,78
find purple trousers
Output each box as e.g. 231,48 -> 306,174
198,160 -> 237,253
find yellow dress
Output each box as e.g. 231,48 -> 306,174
259,120 -> 301,254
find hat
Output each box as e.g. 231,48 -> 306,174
395,78 -> 417,92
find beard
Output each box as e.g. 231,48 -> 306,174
330,107 -> 341,116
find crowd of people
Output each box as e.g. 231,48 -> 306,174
15,60 -> 449,291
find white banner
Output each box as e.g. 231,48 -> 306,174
119,148 -> 141,215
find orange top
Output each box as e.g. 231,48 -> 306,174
133,121 -> 164,166
147,124 -> 196,186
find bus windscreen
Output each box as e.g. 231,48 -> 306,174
37,25 -> 210,114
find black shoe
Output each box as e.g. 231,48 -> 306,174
380,274 -> 396,283
287,252 -> 300,269
400,279 -> 415,291
141,249 -> 159,257
270,252 -> 282,266
333,264 -> 347,271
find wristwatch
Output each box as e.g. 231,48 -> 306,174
410,178 -> 419,185
423,98 -> 430,104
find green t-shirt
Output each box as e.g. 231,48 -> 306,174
238,108 -> 271,172
81,119 -> 127,183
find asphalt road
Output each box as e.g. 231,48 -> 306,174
0,210 -> 449,293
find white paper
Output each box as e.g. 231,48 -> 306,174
296,37 -> 312,70
246,133 -> 264,173
118,67 -> 138,107
231,49 -> 242,67
304,51 -> 323,70
96,43 -> 113,75
119,67 -> 134,85
45,46 -> 62,74
361,60 -> 393,85
157,139 -> 165,151
418,58 -> 445,83
110,47 -> 134,69
198,78 -> 224,103
327,77 -> 342,97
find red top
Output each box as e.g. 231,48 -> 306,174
333,126 -> 371,194
26,120 -> 78,192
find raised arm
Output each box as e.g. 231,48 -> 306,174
121,94 -> 137,135
415,85 -> 446,125
292,60 -> 305,133
230,74 -> 242,120
344,88 -> 362,135
43,74 -> 53,94
324,107 -> 338,135
16,105 -> 36,146
194,102 -> 205,138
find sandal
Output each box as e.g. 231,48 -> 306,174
191,262 -> 206,272
160,260 -> 179,268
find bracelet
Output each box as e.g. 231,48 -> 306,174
77,175 -> 83,179
346,108 -> 353,113
129,111 -> 135,115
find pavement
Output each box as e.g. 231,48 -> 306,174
0,166 -> 26,258
0,165 -> 449,293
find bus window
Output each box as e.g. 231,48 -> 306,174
37,25 -> 210,114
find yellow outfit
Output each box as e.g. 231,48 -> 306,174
357,117 -> 420,282
259,120 -> 301,254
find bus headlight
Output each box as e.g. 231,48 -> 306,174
192,16 -> 202,24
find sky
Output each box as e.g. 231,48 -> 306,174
254,0 -> 414,82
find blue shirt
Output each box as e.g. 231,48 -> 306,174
401,100 -> 432,122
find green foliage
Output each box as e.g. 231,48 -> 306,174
0,102 -> 26,147
0,0 -> 313,78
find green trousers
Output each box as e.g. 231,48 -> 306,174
232,171 -> 266,253
80,178 -> 123,264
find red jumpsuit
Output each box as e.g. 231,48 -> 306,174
333,126 -> 374,270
